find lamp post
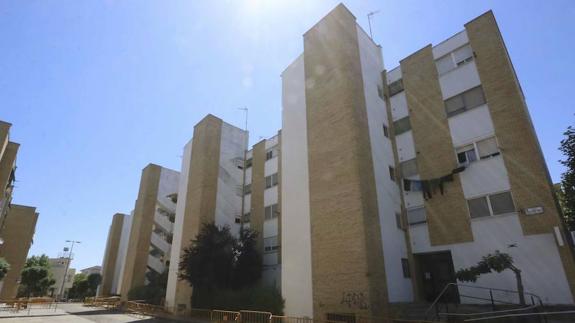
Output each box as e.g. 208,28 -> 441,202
59,240 -> 80,301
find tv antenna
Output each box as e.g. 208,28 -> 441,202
367,10 -> 380,40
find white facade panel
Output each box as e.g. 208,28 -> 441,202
448,105 -> 495,147
387,66 -> 402,83
264,186 -> 278,207
439,61 -> 481,99
263,218 -> 279,239
280,54 -> 314,317
166,140 -> 192,308
432,30 -> 468,59
265,157 -> 278,176
395,132 -> 417,162
390,91 -> 408,121
215,123 -> 247,236
357,25 -> 413,302
409,214 -> 573,304
403,189 -> 425,209
459,156 -> 511,199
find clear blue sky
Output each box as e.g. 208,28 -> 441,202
1,0 -> 574,271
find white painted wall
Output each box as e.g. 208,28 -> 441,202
357,25 -> 413,302
410,214 -> 573,304
432,30 -> 468,59
264,185 -> 278,207
215,122 -> 248,236
263,218 -> 278,239
264,156 -> 278,176
390,92 -> 409,122
113,211 -> 133,295
395,131 -> 416,162
165,139 -> 192,308
439,61 -> 481,99
281,54 -> 314,317
459,156 -> 511,199
448,105 -> 495,147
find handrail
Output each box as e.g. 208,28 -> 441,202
423,283 -> 543,320
464,310 -> 575,322
439,304 -> 539,317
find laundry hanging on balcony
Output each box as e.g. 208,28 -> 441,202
403,166 -> 466,200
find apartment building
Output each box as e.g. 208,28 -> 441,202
119,164 -> 179,300
281,4 -> 575,320
242,133 -> 282,289
0,205 -> 39,299
166,115 -> 248,313
0,121 -> 18,232
99,213 -> 127,296
0,120 -> 39,299
48,257 -> 75,298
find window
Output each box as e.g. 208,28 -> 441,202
264,236 -> 279,253
265,173 -> 279,189
468,191 -> 515,218
244,184 -> 251,195
456,145 -> 477,165
476,137 -> 499,159
468,196 -> 490,218
383,124 -> 389,138
243,212 -> 251,223
445,86 -> 486,117
401,258 -> 411,278
393,116 -> 411,135
245,158 -> 253,168
435,44 -> 474,75
489,192 -> 515,215
265,204 -> 279,220
400,158 -> 418,178
377,85 -> 385,100
407,207 -> 426,225
388,79 -> 404,96
395,212 -> 405,230
388,166 -> 396,182
266,148 -> 277,160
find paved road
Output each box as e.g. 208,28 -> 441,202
0,303 -> 175,322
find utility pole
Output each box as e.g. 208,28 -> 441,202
367,10 -> 380,40
238,107 -> 248,230
59,240 -> 80,301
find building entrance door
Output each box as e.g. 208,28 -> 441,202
415,251 -> 459,303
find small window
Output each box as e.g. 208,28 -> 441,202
444,86 -> 486,117
489,192 -> 515,215
266,148 -> 277,161
456,145 -> 477,165
389,166 -> 396,182
243,212 -> 251,223
265,204 -> 279,220
400,158 -> 418,178
244,184 -> 251,195
388,79 -> 404,96
436,54 -> 454,75
264,236 -> 279,252
265,173 -> 279,189
245,158 -> 253,168
383,124 -> 389,138
468,196 -> 490,218
393,117 -> 411,136
377,85 -> 385,100
395,212 -> 405,230
453,45 -> 474,66
407,207 -> 426,225
477,137 -> 499,159
401,258 -> 411,278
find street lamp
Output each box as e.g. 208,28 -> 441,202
58,240 -> 80,301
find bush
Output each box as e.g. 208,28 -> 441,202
0,258 -> 10,281
127,285 -> 165,305
193,285 -> 284,314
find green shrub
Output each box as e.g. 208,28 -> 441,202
0,258 -> 10,281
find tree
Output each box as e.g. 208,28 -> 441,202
179,223 -> 276,310
18,255 -> 55,297
0,258 -> 10,281
559,125 -> 575,230
68,273 -> 102,299
455,251 -> 525,305
127,269 -> 169,305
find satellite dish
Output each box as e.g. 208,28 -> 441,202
63,247 -> 69,252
